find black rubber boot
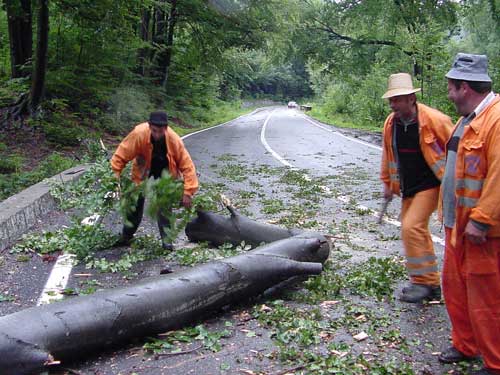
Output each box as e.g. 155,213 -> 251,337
162,242 -> 174,251
399,284 -> 441,303
113,234 -> 133,247
438,346 -> 475,364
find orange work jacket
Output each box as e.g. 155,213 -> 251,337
111,123 -> 199,197
448,95 -> 500,241
381,103 -> 453,196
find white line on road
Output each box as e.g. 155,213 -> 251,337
37,253 -> 76,305
261,110 -> 445,247
260,109 -> 295,168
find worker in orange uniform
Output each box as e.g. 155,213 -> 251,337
438,53 -> 500,375
380,73 -> 452,303
111,111 -> 198,250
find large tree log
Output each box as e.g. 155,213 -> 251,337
185,206 -> 305,247
0,234 -> 329,375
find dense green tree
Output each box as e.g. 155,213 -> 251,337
0,0 -> 498,131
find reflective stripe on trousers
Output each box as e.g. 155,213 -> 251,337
401,187 -> 440,286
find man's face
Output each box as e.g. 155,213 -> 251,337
388,95 -> 414,118
447,79 -> 467,116
149,124 -> 166,141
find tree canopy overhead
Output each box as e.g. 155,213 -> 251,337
0,0 -> 498,130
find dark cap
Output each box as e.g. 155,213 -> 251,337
445,53 -> 491,82
149,111 -> 168,127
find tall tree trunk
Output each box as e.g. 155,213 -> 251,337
137,6 -> 152,76
151,0 -> 177,88
161,0 -> 178,90
29,0 -> 49,113
151,4 -> 166,81
4,0 -> 32,78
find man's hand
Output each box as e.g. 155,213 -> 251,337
383,184 -> 393,201
181,194 -> 192,208
378,185 -> 393,224
465,220 -> 487,245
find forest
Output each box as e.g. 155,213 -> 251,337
0,0 -> 499,200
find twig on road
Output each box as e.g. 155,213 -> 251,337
155,344 -> 203,357
61,368 -> 84,375
274,364 -> 306,375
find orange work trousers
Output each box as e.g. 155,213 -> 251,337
443,228 -> 500,371
400,187 -> 440,286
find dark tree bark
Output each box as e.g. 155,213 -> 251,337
29,0 -> 49,113
0,234 -> 329,375
150,3 -> 166,81
137,6 -> 152,76
186,206 -> 304,247
161,0 -> 178,90
150,0 -> 178,89
4,0 -> 32,78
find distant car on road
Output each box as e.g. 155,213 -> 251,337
287,101 -> 298,108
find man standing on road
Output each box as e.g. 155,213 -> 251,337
438,53 -> 500,375
111,111 -> 198,250
380,73 -> 452,303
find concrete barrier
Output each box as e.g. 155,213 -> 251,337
0,165 -> 88,252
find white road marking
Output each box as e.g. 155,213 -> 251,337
261,110 -> 445,247
260,109 -> 295,168
37,108 -> 264,304
37,254 -> 76,305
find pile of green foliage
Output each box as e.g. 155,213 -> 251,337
11,145 -> 216,272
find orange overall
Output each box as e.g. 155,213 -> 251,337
381,103 -> 452,286
111,122 -> 198,197
443,96 -> 500,371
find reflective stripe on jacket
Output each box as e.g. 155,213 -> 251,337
381,103 -> 453,196
111,123 -> 199,196
449,95 -> 500,240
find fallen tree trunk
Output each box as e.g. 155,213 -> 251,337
185,206 -> 305,247
0,234 -> 329,374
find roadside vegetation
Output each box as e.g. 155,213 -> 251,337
1,1 -> 499,373
1,1 -> 499,202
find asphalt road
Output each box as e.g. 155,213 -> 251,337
1,107 -> 478,375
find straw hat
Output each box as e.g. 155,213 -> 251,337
381,73 -> 421,99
